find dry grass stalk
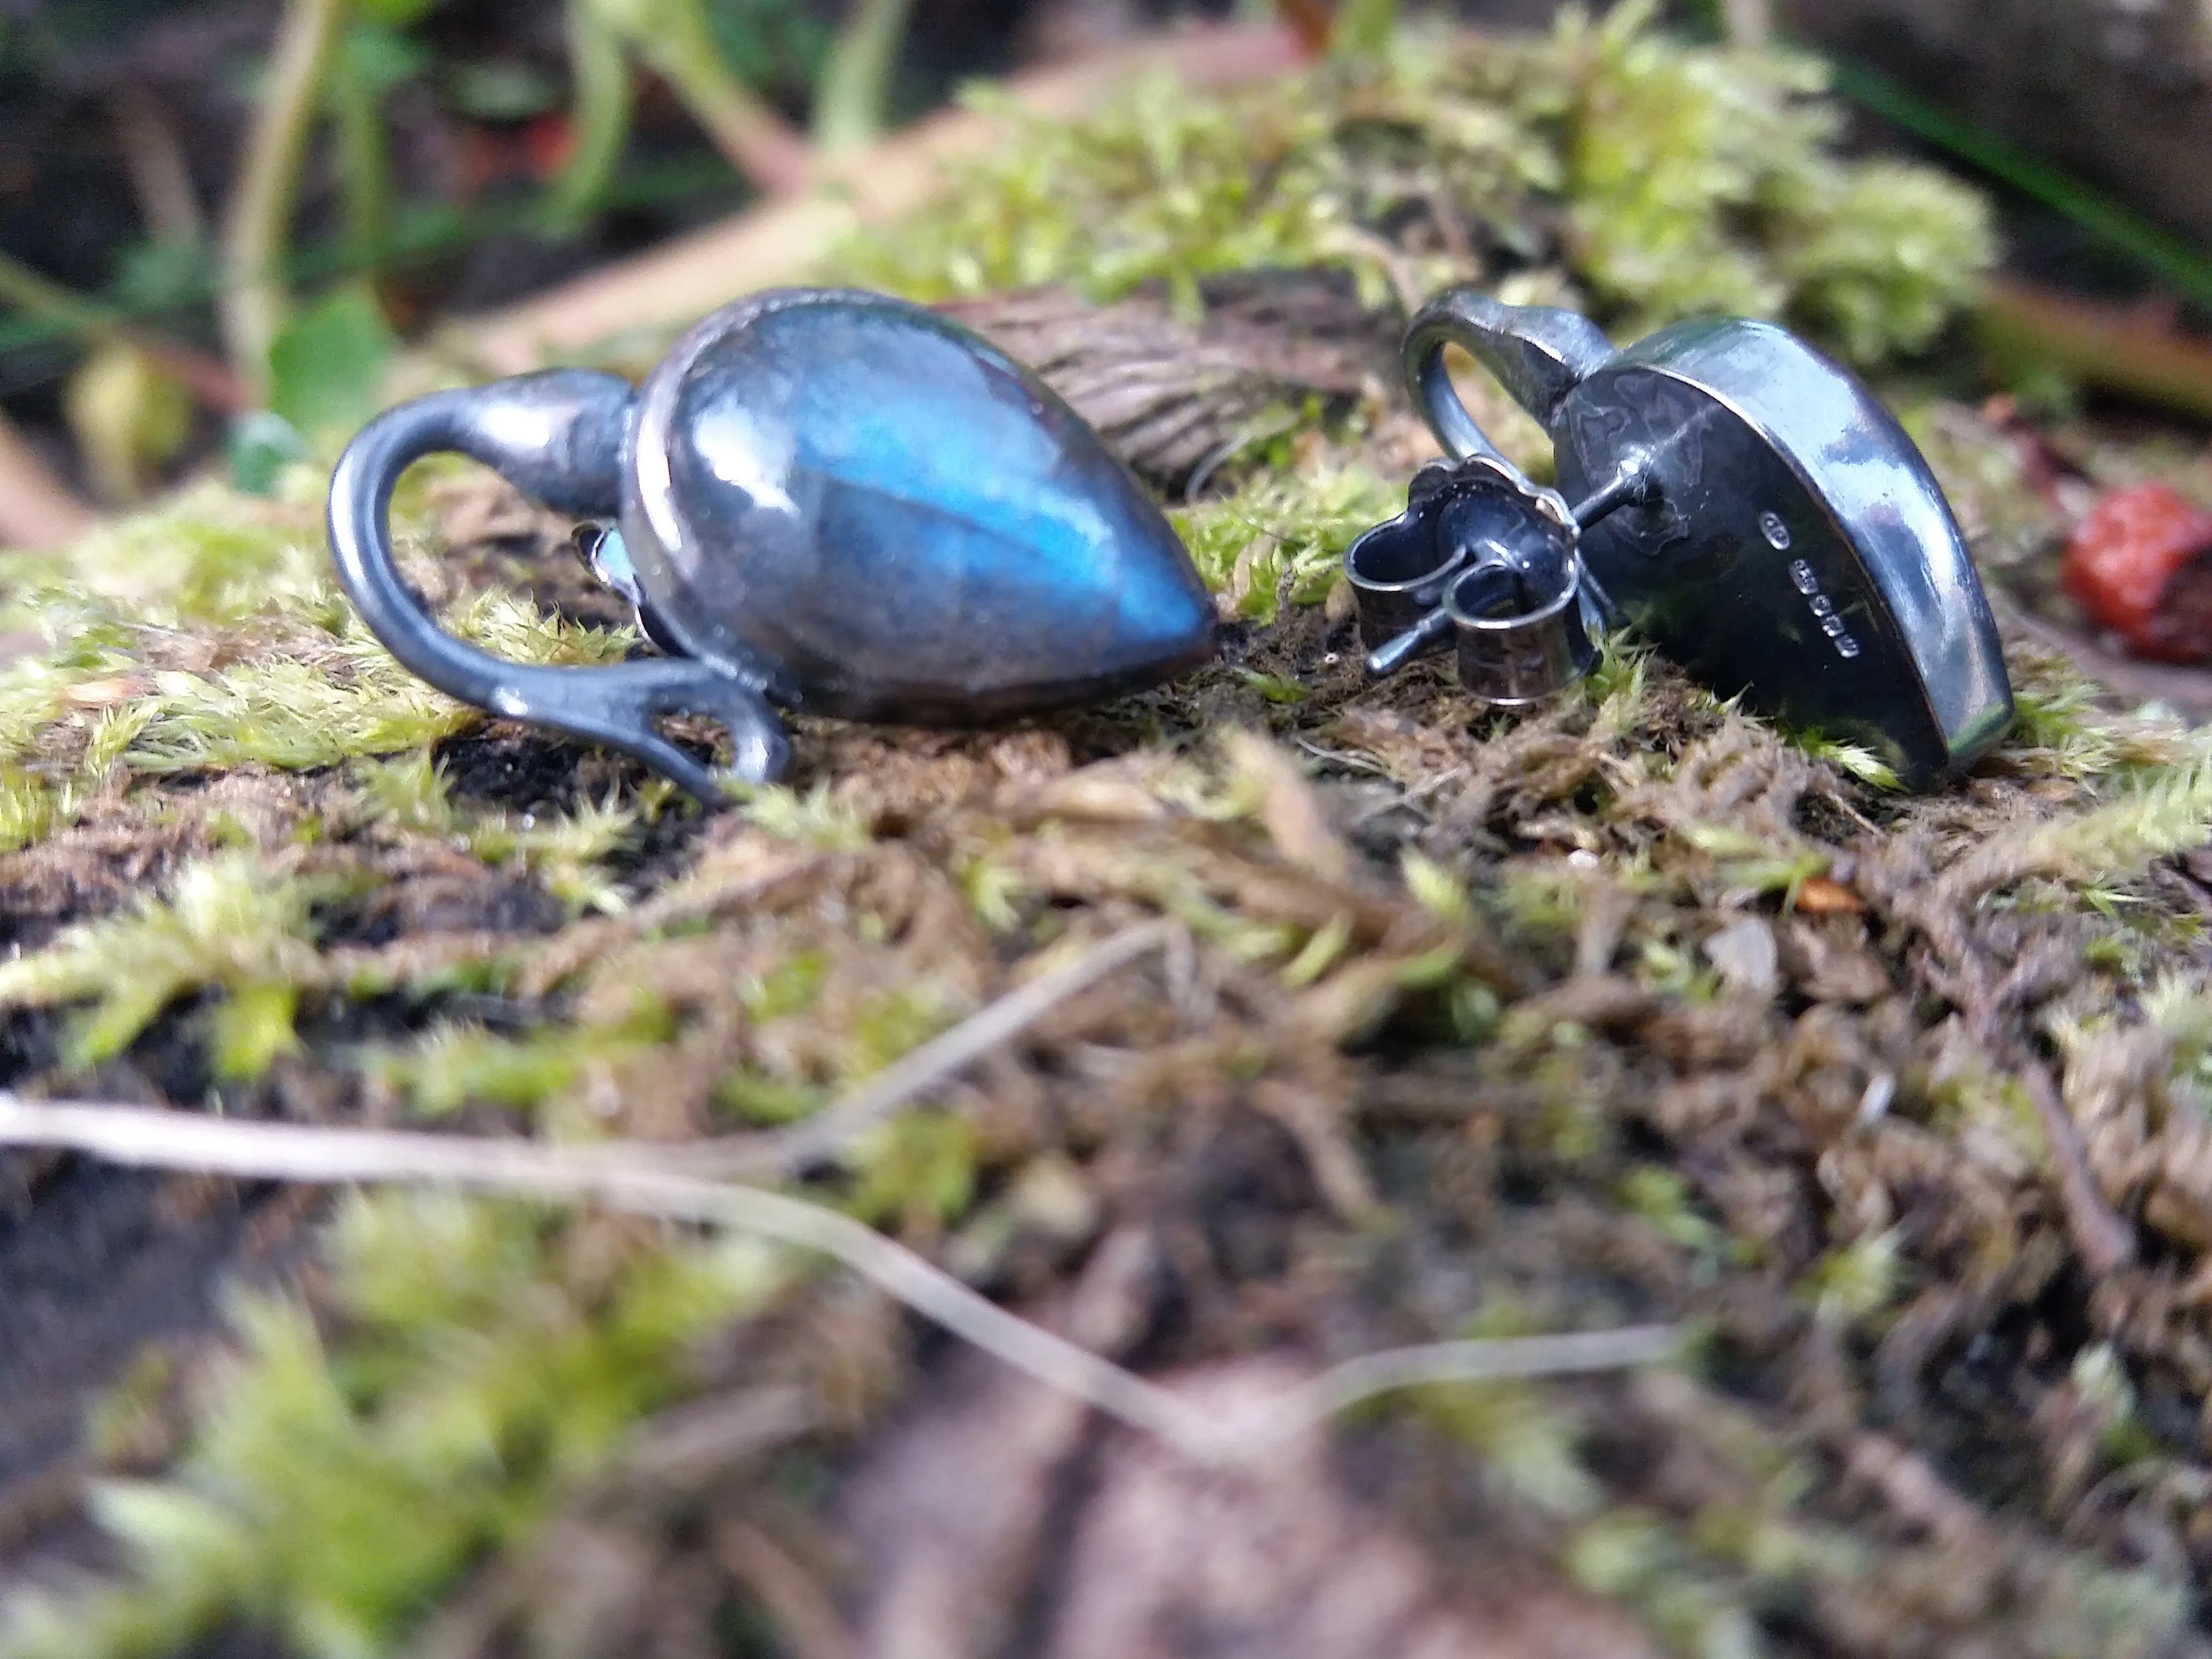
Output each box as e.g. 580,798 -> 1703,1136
0,1096 -> 1678,1464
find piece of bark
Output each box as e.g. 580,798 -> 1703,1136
1785,0 -> 2212,250
841,1348 -> 1658,1659
833,1222 -> 1655,1659
941,274 -> 1391,490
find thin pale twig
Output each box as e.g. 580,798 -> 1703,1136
1204,1326 -> 1684,1461
0,1099 -> 1677,1464
681,920 -> 1176,1178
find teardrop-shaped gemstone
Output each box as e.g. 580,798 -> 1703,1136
620,288 -> 1217,721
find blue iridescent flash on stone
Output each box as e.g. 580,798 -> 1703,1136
622,287 -> 1219,723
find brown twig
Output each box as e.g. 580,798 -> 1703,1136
0,407 -> 98,550
1981,276 -> 2212,424
427,23 -> 1307,378
109,84 -> 206,244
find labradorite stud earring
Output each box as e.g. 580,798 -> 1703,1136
328,287 -> 1219,801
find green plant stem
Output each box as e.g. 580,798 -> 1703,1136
1719,0 -> 1770,48
648,51 -> 811,198
330,32 -> 393,269
813,0 -> 917,155
545,0 -> 637,233
0,249 -> 123,340
220,0 -> 352,399
595,0 -> 812,196
1829,58 -> 2212,314
0,250 -> 247,413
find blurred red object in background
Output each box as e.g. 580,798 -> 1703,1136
2061,481 -> 2212,662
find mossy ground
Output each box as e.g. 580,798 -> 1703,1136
5,9 -> 2212,1657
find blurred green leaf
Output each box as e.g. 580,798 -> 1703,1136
266,282 -> 397,441
1330,0 -> 1397,62
703,0 -> 829,89
111,239 -> 217,314
354,0 -> 443,26
227,412 -> 312,498
340,21 -> 432,91
443,58 -> 564,121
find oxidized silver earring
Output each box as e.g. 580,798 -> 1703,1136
1349,288 -> 2014,789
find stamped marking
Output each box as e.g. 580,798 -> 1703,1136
1789,558 -> 1861,659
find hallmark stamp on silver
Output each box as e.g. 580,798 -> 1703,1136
1789,558 -> 1862,659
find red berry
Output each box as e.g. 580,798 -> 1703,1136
2061,481 -> 2212,662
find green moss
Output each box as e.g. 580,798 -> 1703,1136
0,765 -> 58,855
844,1112 -> 981,1234
1172,467 -> 1401,625
127,600 -> 630,780
727,780 -> 876,851
1619,1165 -> 1731,1276
1797,1228 -> 1903,1329
0,853 -> 358,1077
835,4 -> 1991,369
354,753 -> 641,915
739,950 -> 829,1022
1568,1508 -> 1759,1659
1561,2 -> 1992,357
1410,1377 -> 1603,1517
365,932 -> 960,1140
1999,649 -> 2198,783
0,1193 -> 790,1659
127,658 -> 466,776
1790,733 -> 1901,789
0,660 -> 74,760
831,69 -> 1418,315
0,484 -> 331,634
365,1009 -> 674,1119
1968,751 -> 2212,892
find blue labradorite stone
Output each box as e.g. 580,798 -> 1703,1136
620,288 -> 1216,721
